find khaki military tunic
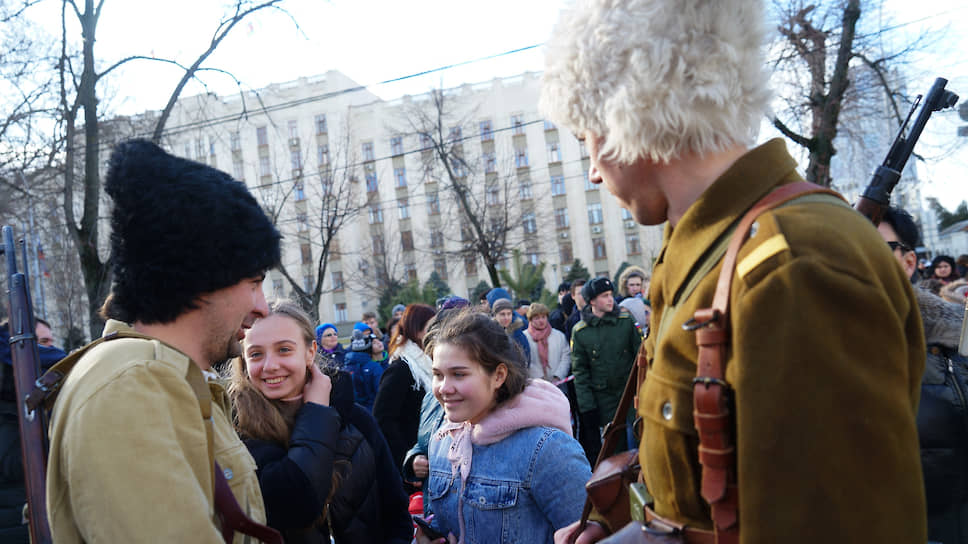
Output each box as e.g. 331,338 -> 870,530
639,140 -> 926,542
47,320 -> 265,543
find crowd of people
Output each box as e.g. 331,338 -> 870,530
1,0 -> 968,543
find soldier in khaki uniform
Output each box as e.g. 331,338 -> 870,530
540,1 -> 926,543
46,140 -> 280,542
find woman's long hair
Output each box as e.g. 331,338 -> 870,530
388,303 -> 436,352
227,299 -> 319,445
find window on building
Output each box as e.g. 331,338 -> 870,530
585,170 -> 596,191
486,185 -> 500,206
301,243 -> 312,264
331,271 -> 344,291
230,131 -> 241,151
372,235 -> 384,255
259,156 -> 271,177
233,160 -> 245,181
427,192 -> 440,215
551,175 -> 566,196
514,148 -> 529,168
317,145 -> 330,167
334,303 -> 347,323
511,114 -> 525,135
321,174 -> 334,195
480,120 -> 493,141
622,208 -> 633,220
434,258 -> 448,279
626,233 -> 641,255
315,114 -> 327,134
593,237 -> 607,260
527,252 -> 540,266
209,136 -> 216,156
430,230 -> 443,248
420,132 -> 433,150
555,207 -> 569,229
288,120 -> 298,140
484,152 -> 496,173
588,203 -> 603,225
544,120 -> 556,131
330,238 -> 341,260
303,275 -> 313,292
450,157 -> 467,178
390,136 -> 404,156
290,149 -> 302,172
362,141 -> 374,162
368,204 -> 383,224
295,182 -> 305,201
559,243 -> 573,265
465,256 -> 477,275
272,278 -> 284,296
365,172 -> 378,193
520,180 -> 533,200
195,139 -> 205,159
394,167 -> 407,188
522,212 -> 537,234
449,126 -> 462,142
404,263 -> 417,282
547,142 -> 562,163
398,198 -> 410,220
256,126 -> 268,147
297,212 -> 308,232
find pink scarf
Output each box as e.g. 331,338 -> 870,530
434,380 -> 572,543
527,320 -> 552,374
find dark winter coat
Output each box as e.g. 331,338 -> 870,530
570,305 -> 641,423
318,344 -> 347,370
372,358 -> 425,481
915,287 -> 968,544
245,373 -> 411,544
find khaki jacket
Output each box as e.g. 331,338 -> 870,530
47,320 -> 265,542
638,140 -> 926,542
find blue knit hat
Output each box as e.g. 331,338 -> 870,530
315,323 -> 337,344
392,304 -> 406,315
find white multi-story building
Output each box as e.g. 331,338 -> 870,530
160,70 -> 663,328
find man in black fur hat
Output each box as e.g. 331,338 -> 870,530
46,140 -> 281,542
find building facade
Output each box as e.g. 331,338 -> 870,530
161,70 -> 663,329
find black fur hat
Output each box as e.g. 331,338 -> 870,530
103,139 -> 281,324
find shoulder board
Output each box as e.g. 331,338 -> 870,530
572,321 -> 588,334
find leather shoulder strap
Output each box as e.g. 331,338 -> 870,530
689,182 -> 844,544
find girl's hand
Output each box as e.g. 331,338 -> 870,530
413,454 -> 430,478
303,363 -> 332,406
414,525 -> 455,544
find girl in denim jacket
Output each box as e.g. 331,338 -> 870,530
416,310 -> 591,544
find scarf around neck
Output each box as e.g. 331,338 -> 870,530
434,379 -> 572,543
393,339 -> 433,393
527,320 -> 552,374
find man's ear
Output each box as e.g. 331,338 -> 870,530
901,251 -> 918,280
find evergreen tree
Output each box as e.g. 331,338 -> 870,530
565,259 -> 590,282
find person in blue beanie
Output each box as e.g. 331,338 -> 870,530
315,323 -> 345,370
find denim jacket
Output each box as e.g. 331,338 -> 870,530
426,425 -> 590,543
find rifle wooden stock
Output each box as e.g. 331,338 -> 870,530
3,226 -> 52,544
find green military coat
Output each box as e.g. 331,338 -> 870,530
638,139 -> 926,543
571,306 -> 642,423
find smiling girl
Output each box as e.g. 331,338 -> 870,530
229,300 -> 412,544
416,309 -> 590,544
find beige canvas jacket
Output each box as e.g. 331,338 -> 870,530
46,320 -> 265,542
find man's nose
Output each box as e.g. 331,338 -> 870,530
253,288 -> 269,318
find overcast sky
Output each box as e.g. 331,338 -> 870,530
33,0 -> 968,207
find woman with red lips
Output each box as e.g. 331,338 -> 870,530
414,309 -> 589,544
229,300 -> 412,544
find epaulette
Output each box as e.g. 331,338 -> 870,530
572,320 -> 588,335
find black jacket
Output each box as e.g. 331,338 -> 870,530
915,288 -> 968,544
372,358 -> 424,480
245,373 -> 411,544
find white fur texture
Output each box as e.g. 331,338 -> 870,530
540,0 -> 771,164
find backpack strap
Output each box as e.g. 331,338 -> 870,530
686,182 -> 845,544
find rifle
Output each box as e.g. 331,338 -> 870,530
855,77 -> 959,226
1,225 -> 52,544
